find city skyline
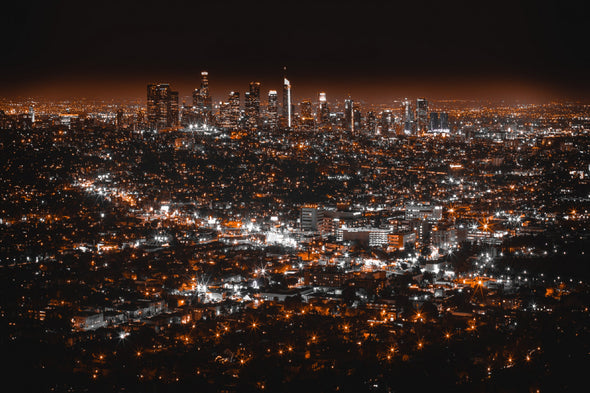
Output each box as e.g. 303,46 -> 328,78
1,1 -> 589,392
2,70 -> 587,104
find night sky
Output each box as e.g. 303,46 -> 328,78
1,0 -> 587,102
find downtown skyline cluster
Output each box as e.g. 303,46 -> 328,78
145,70 -> 452,135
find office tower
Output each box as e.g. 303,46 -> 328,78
344,98 -> 354,132
403,99 -> 414,134
299,100 -> 314,128
147,83 -> 179,130
428,112 -> 450,133
366,111 -> 377,134
29,106 -> 35,123
380,110 -> 393,133
228,91 -> 240,130
245,81 -> 261,130
200,71 -> 212,121
440,112 -> 450,132
300,100 -> 313,118
282,76 -> 292,129
192,71 -> 212,124
192,89 -> 201,114
147,83 -> 166,129
416,98 -> 428,133
218,101 -> 232,130
168,91 -> 179,128
182,100 -> 201,127
317,92 -> 330,127
300,205 -> 324,232
429,111 -> 440,132
267,90 -> 278,130
353,105 -> 362,132
244,91 -> 252,125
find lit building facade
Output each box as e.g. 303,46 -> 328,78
245,81 -> 261,130
192,71 -> 212,124
416,98 -> 428,133
267,90 -> 278,130
403,99 -> 414,134
317,92 -> 330,127
147,83 -> 179,130
344,98 -> 354,132
282,77 -> 292,129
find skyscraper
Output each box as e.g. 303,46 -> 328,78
318,92 -> 330,127
299,100 -> 314,129
353,104 -> 362,133
429,111 -> 440,132
245,81 -> 261,130
267,90 -> 278,130
403,99 -> 414,134
168,91 -> 179,128
416,98 -> 428,133
440,112 -> 449,132
344,98 -> 354,132
193,71 -> 212,124
380,110 -> 393,133
282,76 -> 292,129
228,91 -> 240,130
366,111 -> 377,134
147,83 -> 179,130
429,112 -> 450,133
218,101 -> 232,130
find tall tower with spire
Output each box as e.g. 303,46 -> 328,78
281,67 -> 292,129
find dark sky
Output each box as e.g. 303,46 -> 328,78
1,0 -> 588,102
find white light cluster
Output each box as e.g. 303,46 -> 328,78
265,231 -> 297,248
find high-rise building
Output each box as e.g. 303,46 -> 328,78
168,91 -> 179,128
299,100 -> 313,118
440,112 -> 450,132
429,111 -> 440,132
416,98 -> 428,133
148,83 -> 166,129
181,101 -> 198,126
218,101 -> 232,130
245,81 -> 261,130
228,91 -> 240,130
299,100 -> 314,128
429,112 -> 450,133
344,98 -> 354,132
380,110 -> 393,133
366,111 -> 377,134
192,71 -> 212,124
147,83 -> 179,130
317,92 -> 330,127
300,205 -> 324,232
282,76 -> 292,129
267,90 -> 278,130
403,99 -> 414,134
353,104 -> 362,133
